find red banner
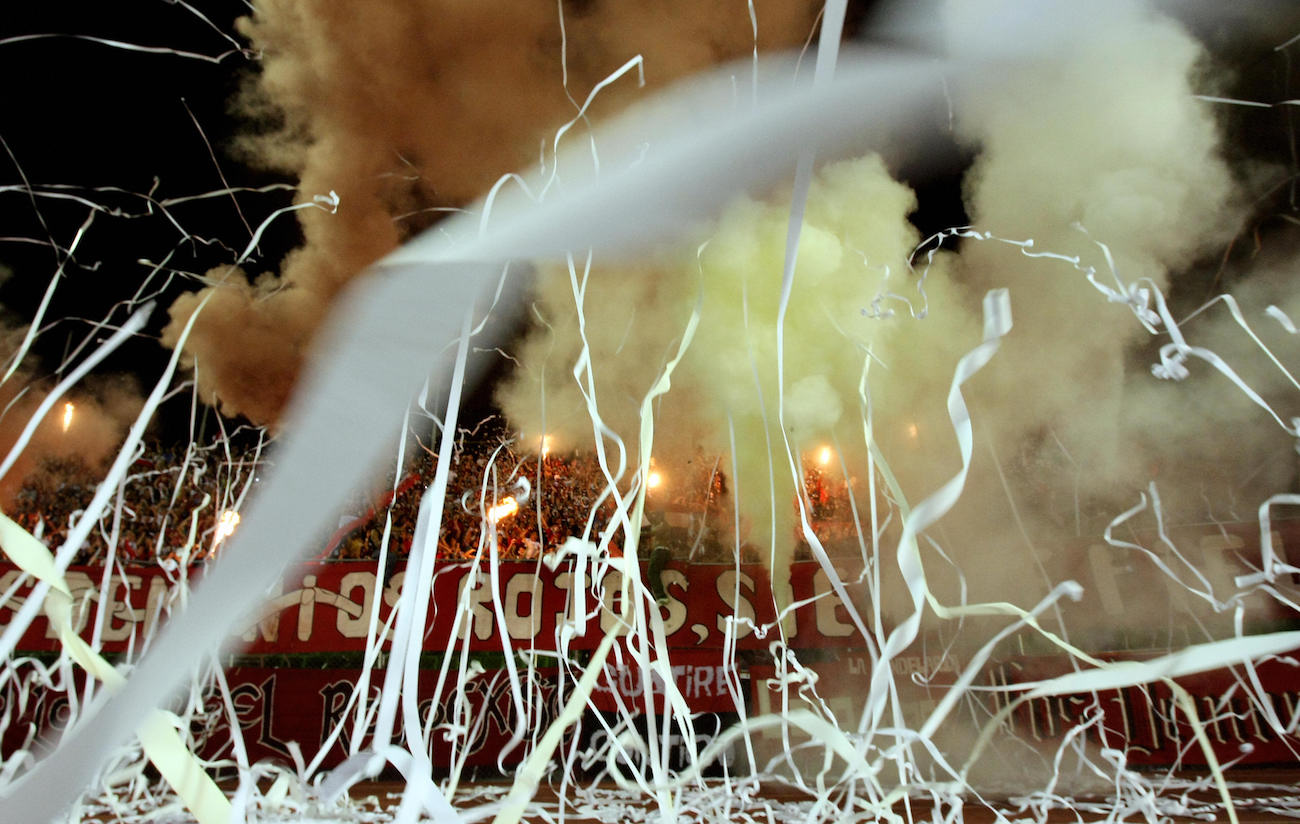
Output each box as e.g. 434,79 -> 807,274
8,650 -> 1299,771
0,664 -> 562,770
199,666 -> 561,769
590,648 -> 743,714
2,519 -> 1299,769
748,650 -> 1300,768
983,653 -> 1300,767
0,560 -> 879,655
4,520 -> 1295,657
4,518 -> 1297,657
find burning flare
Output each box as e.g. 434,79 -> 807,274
214,510 -> 241,544
62,402 -> 74,433
487,496 -> 518,524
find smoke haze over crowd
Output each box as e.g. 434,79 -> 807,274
494,0 -> 1300,628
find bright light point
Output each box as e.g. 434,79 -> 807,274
214,510 -> 240,544
488,496 -> 518,524
647,471 -> 662,489
907,423 -> 919,439
61,402 -> 74,432
817,446 -> 832,466
541,435 -> 552,457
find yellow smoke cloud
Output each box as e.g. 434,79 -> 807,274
497,153 -> 974,579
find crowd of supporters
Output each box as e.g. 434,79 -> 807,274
8,431 -> 865,567
10,443 -> 262,566
328,439 -> 743,563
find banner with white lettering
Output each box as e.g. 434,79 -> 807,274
0,560 -> 877,655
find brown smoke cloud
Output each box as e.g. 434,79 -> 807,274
161,0 -> 824,425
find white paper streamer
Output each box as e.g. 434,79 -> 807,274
6,8 -> 1300,822
0,47 -> 998,824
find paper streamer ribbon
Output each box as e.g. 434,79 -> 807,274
862,288 -> 1013,741
0,37 -> 1173,824
0,514 -> 231,824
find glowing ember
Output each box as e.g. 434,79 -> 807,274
647,470 -> 663,489
817,446 -> 832,466
487,496 -> 518,523
61,402 -> 74,432
214,510 -> 240,544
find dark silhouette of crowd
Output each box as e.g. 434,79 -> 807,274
8,431 -> 865,568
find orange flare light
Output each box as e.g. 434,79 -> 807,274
647,471 -> 662,489
215,510 -> 240,543
488,496 -> 518,524
817,446 -> 832,466
62,402 -> 74,432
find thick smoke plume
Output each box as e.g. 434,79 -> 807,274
161,0 -> 824,425
495,0 -> 1297,635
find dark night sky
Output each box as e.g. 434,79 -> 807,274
1,1 -> 292,440
3,1 -> 1300,445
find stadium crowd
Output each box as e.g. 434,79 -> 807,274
328,439 -> 744,562
10,443 -> 262,566
8,432 -> 864,567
